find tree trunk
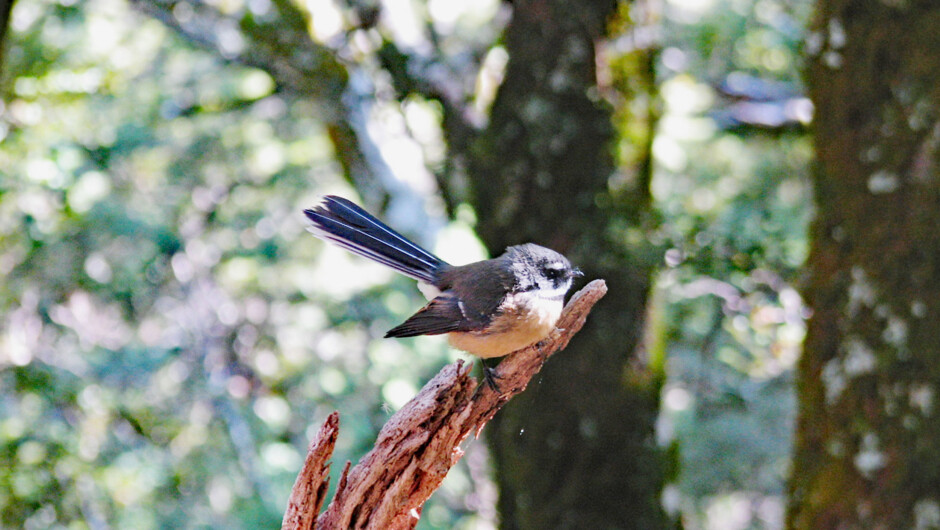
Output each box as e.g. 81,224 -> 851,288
467,1 -> 666,528
788,1 -> 940,528
0,0 -> 16,75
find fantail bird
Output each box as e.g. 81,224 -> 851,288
303,196 -> 581,359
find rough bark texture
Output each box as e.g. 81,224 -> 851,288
282,412 -> 339,530
466,1 -> 665,528
282,281 -> 607,530
788,1 -> 940,528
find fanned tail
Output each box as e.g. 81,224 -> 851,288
303,196 -> 447,283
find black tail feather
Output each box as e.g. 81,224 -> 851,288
304,196 -> 447,283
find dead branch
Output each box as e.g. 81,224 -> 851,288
281,412 -> 340,529
282,279 -> 608,530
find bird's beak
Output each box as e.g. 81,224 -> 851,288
571,267 -> 584,278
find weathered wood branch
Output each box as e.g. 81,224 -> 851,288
281,279 -> 607,530
282,412 -> 340,529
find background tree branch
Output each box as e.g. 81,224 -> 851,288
128,0 -> 393,206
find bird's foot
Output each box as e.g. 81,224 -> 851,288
482,365 -> 503,393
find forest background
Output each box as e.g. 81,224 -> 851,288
1,0 -> 937,528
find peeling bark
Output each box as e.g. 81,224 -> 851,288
282,412 -> 339,530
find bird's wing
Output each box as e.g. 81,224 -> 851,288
384,293 -> 490,337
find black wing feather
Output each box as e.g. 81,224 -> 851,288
384,294 -> 489,337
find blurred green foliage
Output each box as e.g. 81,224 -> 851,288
1,0 -> 812,528
0,0 -> 480,528
653,0 -> 812,526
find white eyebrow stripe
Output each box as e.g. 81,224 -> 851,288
535,283 -> 572,299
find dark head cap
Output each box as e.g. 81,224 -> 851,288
502,243 -> 581,297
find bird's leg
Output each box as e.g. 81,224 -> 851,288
535,339 -> 550,366
479,357 -> 503,393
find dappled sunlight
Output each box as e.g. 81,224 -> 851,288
0,0 -> 842,526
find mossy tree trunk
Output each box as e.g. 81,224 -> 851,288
788,1 -> 940,527
465,1 -> 666,528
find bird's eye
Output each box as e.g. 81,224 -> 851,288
542,266 -> 563,280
